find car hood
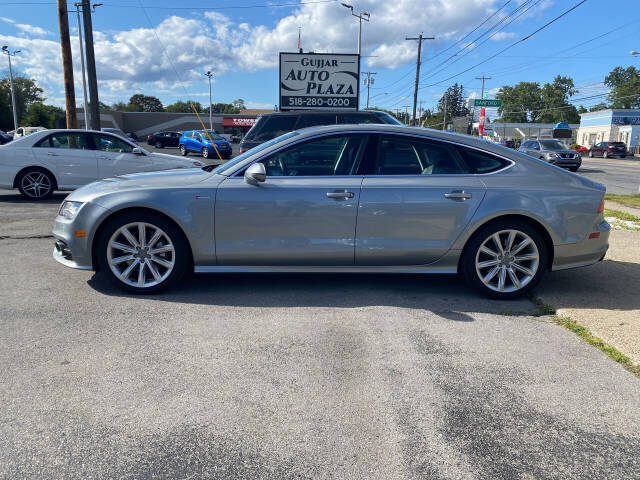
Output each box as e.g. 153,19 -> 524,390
149,152 -> 204,165
66,168 -> 213,203
545,149 -> 578,155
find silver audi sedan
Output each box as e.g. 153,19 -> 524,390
52,124 -> 610,299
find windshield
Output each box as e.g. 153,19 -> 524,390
375,112 -> 403,125
208,131 -> 300,174
202,131 -> 224,140
539,140 -> 568,151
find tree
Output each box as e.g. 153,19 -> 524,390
166,100 -> 203,113
437,83 -> 469,118
604,66 -> 640,109
127,94 -> 164,112
538,76 -> 579,124
112,101 -> 131,112
577,105 -> 587,114
496,82 -> 541,123
589,102 -> 609,112
232,98 -> 246,111
24,103 -> 65,128
0,75 -> 45,130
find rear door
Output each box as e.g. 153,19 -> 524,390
356,134 -> 486,266
31,132 -> 97,188
92,133 -> 153,178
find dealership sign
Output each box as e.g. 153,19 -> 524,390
279,52 -> 360,111
222,117 -> 256,128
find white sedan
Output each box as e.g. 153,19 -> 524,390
0,129 -> 205,199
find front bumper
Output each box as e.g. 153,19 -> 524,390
52,202 -> 110,270
552,220 -> 611,271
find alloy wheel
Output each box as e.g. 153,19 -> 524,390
475,229 -> 539,293
107,222 -> 175,288
21,171 -> 52,199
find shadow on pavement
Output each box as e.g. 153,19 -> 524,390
0,191 -> 68,204
87,271 -> 537,318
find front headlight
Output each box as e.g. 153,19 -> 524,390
544,152 -> 559,160
58,201 -> 84,219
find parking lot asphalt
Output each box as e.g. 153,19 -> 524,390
1,190 -> 640,479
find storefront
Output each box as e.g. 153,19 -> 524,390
221,117 -> 257,136
576,109 -> 640,149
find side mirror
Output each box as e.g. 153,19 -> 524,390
132,147 -> 143,155
244,163 -> 266,185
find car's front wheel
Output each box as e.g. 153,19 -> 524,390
588,150 -> 593,158
179,144 -> 188,156
17,168 -> 55,200
461,220 -> 548,299
155,141 -> 163,149
97,212 -> 190,294
201,146 -> 209,159
569,166 -> 579,172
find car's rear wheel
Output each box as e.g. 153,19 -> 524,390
97,212 -> 190,294
180,144 -> 188,156
461,220 -> 548,299
17,168 -> 54,200
569,166 -> 579,172
201,146 -> 209,159
155,141 -> 163,149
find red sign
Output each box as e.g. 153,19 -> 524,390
222,117 -> 256,128
478,107 -> 486,136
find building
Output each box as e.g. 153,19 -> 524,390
75,109 -> 269,138
471,122 -> 579,142
576,109 -> 640,150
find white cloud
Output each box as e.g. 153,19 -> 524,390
16,24 -> 51,37
0,16 -> 15,24
490,31 -> 516,41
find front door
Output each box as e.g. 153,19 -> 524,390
92,133 -> 153,178
32,132 -> 97,188
356,134 -> 487,265
215,133 -> 368,266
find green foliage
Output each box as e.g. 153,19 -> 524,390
538,76 -> 580,124
0,75 -> 45,130
165,100 -> 203,113
589,102 -> 608,112
496,81 -> 541,122
437,83 -> 469,118
577,105 -> 587,114
127,94 -> 164,112
232,98 -> 246,111
605,66 -> 640,109
24,103 -> 64,128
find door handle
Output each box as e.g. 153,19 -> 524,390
46,152 -> 58,156
444,190 -> 472,200
326,190 -> 355,199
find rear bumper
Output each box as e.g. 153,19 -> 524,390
552,220 -> 610,271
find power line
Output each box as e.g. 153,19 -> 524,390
0,0 -> 339,8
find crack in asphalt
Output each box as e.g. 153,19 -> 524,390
0,234 -> 54,240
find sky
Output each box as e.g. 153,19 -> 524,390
0,0 -> 638,119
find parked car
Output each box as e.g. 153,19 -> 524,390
126,131 -> 138,141
52,124 -> 609,300
147,131 -> 181,148
13,126 -> 46,139
230,134 -> 243,143
588,141 -> 627,158
0,130 -> 12,145
101,127 -> 138,144
518,139 -> 582,172
0,129 -> 205,199
500,140 -> 516,149
179,130 -> 232,159
239,110 -> 402,153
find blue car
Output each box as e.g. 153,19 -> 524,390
179,130 -> 232,160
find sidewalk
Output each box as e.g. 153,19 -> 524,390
605,200 -> 640,217
534,229 -> 640,364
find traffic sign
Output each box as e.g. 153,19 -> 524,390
474,99 -> 502,107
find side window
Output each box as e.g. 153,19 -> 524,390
296,114 -> 337,129
253,116 -> 297,142
457,147 -> 511,174
93,134 -> 133,153
375,136 -> 470,175
521,141 -> 531,148
258,134 -> 366,176
530,142 -> 540,150
37,133 -> 90,150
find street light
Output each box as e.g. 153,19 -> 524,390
630,50 -> 639,56
204,71 -> 214,131
341,3 -> 370,55
1,46 -> 20,132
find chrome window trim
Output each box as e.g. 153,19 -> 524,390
227,129 -> 516,179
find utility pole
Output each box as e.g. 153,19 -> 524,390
57,0 -> 77,128
1,46 -> 19,131
442,94 -> 448,131
204,71 -> 213,131
475,73 -> 492,99
341,3 -> 370,55
362,71 -> 376,109
403,105 -> 410,125
74,3 -> 89,128
475,73 -> 491,137
406,34 -> 435,126
82,0 -> 101,130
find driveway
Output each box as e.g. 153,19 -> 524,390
1,190 -> 639,479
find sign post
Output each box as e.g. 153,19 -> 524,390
279,52 -> 360,111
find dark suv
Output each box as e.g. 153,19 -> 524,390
588,141 -> 627,159
147,131 -> 181,149
239,110 -> 402,153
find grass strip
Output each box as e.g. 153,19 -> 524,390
605,194 -> 640,208
603,208 -> 640,222
528,295 -> 640,379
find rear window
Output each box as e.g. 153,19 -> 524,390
251,116 -> 298,142
457,146 -> 511,174
611,142 -> 626,146
371,112 -> 403,125
296,114 -> 337,129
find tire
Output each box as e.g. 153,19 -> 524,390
154,141 -> 163,149
460,219 -> 548,299
97,211 -> 190,294
201,147 -> 209,159
569,166 -> 579,172
588,150 -> 593,158
621,155 -> 626,158
17,168 -> 55,200
179,144 -> 188,156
